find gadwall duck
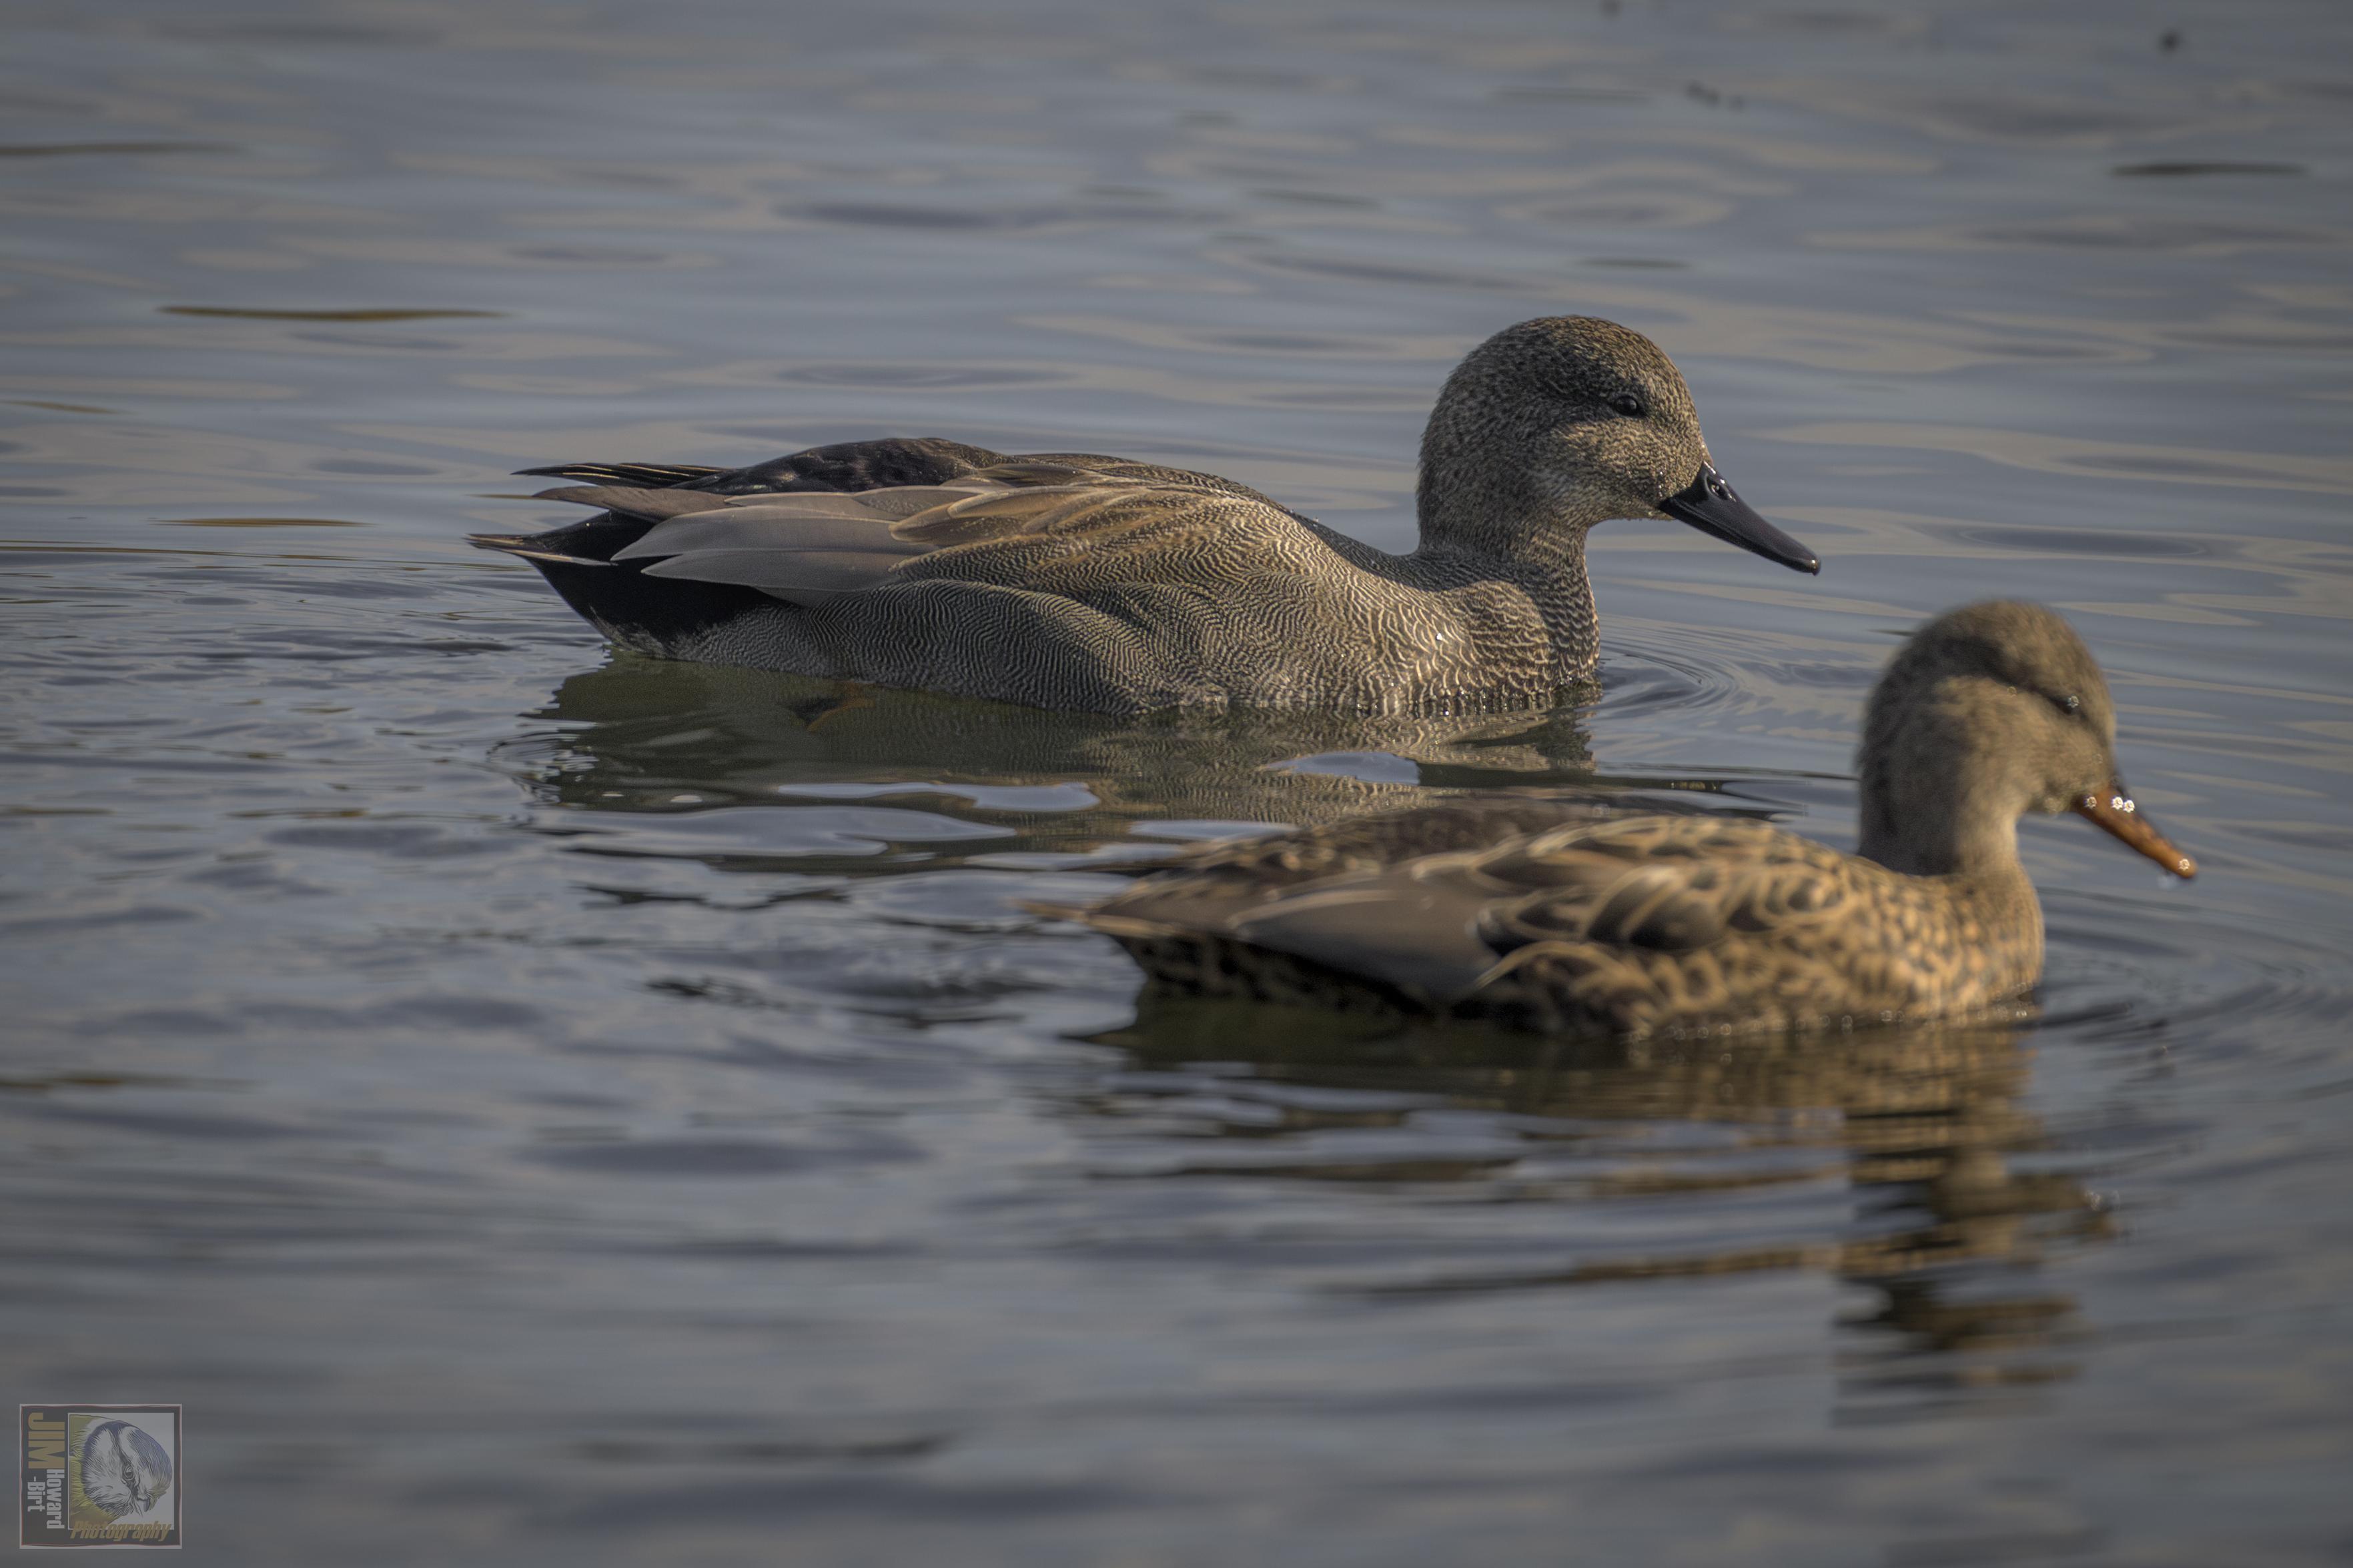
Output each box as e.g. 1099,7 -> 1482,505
472,317 -> 1817,715
1057,602 -> 2196,1036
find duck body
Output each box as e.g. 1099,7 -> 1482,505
474,319 -> 1817,716
498,440 -> 1589,716
1077,805 -> 2045,1038
1066,602 -> 2196,1036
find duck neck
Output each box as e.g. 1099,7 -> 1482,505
1411,461 -> 1604,676
1414,442 -> 1618,561
1857,746 -> 2031,884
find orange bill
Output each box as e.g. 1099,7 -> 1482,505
2072,783 -> 2196,879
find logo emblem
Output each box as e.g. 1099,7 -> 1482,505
20,1406 -> 181,1549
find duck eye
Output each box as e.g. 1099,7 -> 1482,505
1608,394 -> 1646,418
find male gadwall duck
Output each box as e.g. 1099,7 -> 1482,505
1059,602 -> 2196,1035
472,317 -> 1817,715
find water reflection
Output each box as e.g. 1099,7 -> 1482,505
502,656 -> 1735,847
1097,998 -> 2099,1410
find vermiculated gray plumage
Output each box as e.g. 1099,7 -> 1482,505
473,317 -> 1818,716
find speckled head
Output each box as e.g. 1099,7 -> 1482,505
1416,316 -> 1817,574
1857,600 -> 2196,880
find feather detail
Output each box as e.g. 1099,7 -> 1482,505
612,510 -> 929,562
1067,800 -> 2043,1037
533,485 -> 735,520
464,537 -> 614,567
515,461 -> 727,487
639,547 -> 925,603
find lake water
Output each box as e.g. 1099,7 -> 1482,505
5,0 -> 2352,1561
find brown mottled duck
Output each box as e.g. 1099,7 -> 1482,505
1058,602 -> 2196,1036
471,317 -> 1817,716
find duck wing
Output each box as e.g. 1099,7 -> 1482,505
510,460 -> 729,490
1068,799 -> 1626,922
1080,811 -> 1859,1014
473,436 -> 1362,671
1062,800 -> 1622,1003
1467,816 -> 1855,957
472,438 -> 1009,571
516,436 -> 1292,506
518,437 -> 1007,498
508,461 -> 1331,608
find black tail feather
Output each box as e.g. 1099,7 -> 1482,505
473,528 -> 773,650
488,439 -> 1015,650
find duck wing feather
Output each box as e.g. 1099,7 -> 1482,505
515,461 -> 729,488
531,485 -> 736,521
1082,812 -> 1862,1010
1467,816 -> 1856,956
529,462 -> 1325,608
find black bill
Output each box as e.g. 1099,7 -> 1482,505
1658,462 -> 1819,575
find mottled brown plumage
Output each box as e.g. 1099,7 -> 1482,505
471,317 -> 1817,716
1061,602 -> 2196,1037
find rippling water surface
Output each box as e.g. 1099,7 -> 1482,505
5,0 -> 2352,1561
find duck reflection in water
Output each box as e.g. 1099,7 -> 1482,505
500,655 -> 1748,856
1093,998 -> 2106,1407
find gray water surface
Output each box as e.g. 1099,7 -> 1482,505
5,0 -> 2352,1562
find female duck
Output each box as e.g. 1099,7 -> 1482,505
1065,602 -> 2196,1036
473,317 -> 1816,716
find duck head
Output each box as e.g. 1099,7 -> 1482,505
1416,315 -> 1818,573
1857,600 -> 2196,880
